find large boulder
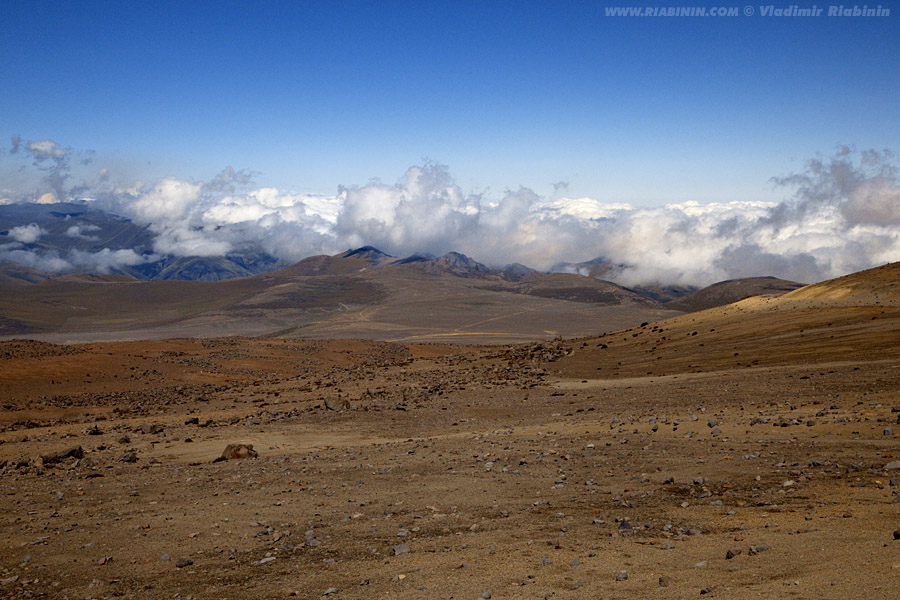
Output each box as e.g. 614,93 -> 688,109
214,443 -> 258,462
41,446 -> 84,465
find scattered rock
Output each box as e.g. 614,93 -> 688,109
393,543 -> 410,556
42,446 -> 84,465
726,546 -> 742,559
175,557 -> 193,568
119,451 -> 138,463
141,423 -> 163,435
213,443 -> 258,462
616,571 -> 628,581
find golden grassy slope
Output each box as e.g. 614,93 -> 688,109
554,261 -> 900,379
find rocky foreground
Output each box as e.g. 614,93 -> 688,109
1,331 -> 899,600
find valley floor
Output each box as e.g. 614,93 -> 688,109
1,337 -> 900,599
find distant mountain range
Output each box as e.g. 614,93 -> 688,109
0,202 -> 802,302
0,202 -> 284,282
0,249 -> 807,346
1,202 -> 807,342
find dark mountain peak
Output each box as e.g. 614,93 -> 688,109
149,256 -> 255,282
339,246 -> 395,263
436,251 -> 488,271
429,252 -> 491,278
498,263 -> 538,282
389,251 -> 491,278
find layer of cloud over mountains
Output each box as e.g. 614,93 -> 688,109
2,140 -> 899,288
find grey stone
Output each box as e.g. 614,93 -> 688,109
393,543 -> 410,555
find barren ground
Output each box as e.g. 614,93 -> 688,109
2,286 -> 900,599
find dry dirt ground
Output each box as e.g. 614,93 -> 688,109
2,290 -> 900,599
0,259 -> 679,345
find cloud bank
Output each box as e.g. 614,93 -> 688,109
2,138 -> 899,286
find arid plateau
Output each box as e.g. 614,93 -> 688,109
2,260 -> 900,599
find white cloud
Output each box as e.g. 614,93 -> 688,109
324,150 -> 900,285
0,244 -> 72,272
0,242 -> 156,275
127,176 -> 202,223
25,140 -> 68,161
8,223 -> 46,243
334,163 -> 478,255
68,248 -> 154,273
843,178 -> 900,225
202,188 -> 339,229
537,197 -> 633,220
4,141 -> 900,287
66,224 -> 100,240
150,225 -> 232,257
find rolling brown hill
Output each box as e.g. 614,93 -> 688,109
553,261 -> 900,380
782,260 -> 900,305
0,263 -> 50,286
663,276 -> 804,313
0,249 -> 681,343
478,271 -> 656,306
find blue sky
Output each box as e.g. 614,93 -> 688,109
3,0 -> 897,205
